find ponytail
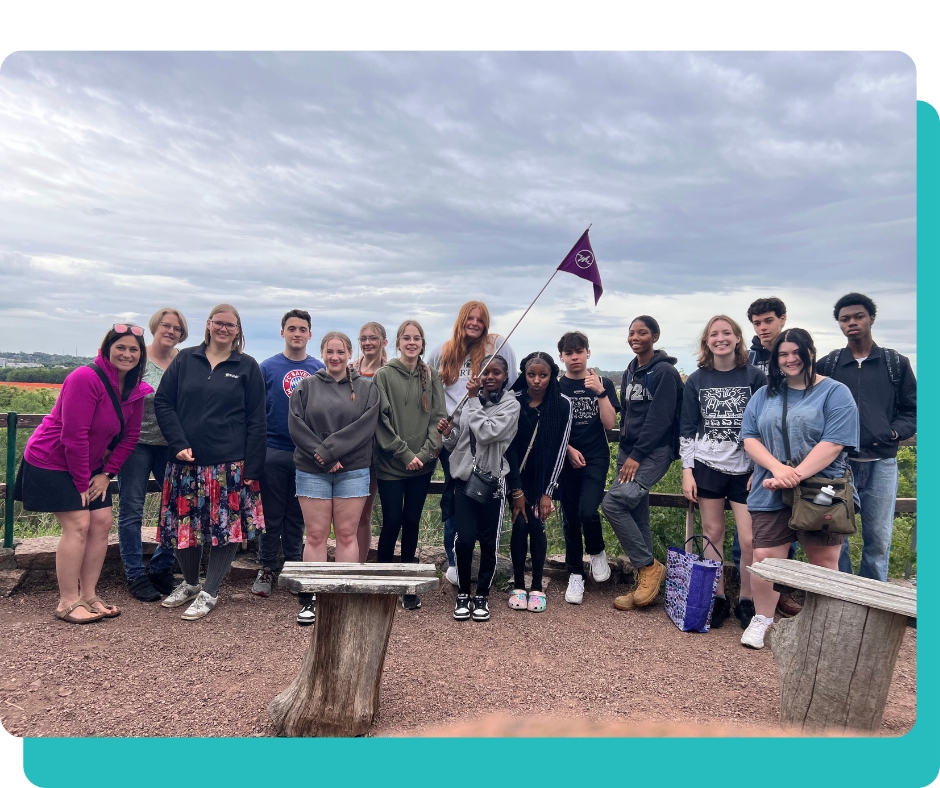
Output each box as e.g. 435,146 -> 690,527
419,359 -> 430,413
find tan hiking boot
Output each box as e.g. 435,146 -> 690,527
613,592 -> 636,611
633,559 -> 666,607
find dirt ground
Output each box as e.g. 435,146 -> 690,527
0,575 -> 916,738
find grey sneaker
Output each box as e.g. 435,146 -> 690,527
161,582 -> 202,609
181,590 -> 218,621
251,569 -> 274,598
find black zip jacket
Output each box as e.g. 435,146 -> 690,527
505,391 -> 572,501
619,350 -> 682,462
154,344 -> 267,479
823,343 -> 916,460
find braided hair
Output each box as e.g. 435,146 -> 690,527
510,351 -> 569,498
395,319 -> 431,412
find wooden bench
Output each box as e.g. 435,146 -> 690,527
268,561 -> 439,737
747,558 -> 916,733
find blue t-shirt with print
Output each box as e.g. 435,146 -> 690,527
260,353 -> 325,451
740,376 -> 859,512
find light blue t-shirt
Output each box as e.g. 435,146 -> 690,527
740,377 -> 859,512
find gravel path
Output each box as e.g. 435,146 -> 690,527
0,576 -> 916,737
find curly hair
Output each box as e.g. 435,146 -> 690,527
438,301 -> 494,386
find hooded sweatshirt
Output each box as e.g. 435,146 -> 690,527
288,368 -> 380,474
372,358 -> 447,480
618,349 -> 682,462
747,336 -> 773,375
25,352 -> 152,493
442,389 -> 520,482
154,344 -> 267,480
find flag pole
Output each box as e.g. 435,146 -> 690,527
445,224 -> 592,420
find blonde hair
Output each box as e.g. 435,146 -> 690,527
354,321 -> 387,373
438,301 -> 493,386
320,331 -> 356,401
148,308 -> 189,342
396,319 -> 431,412
204,303 -> 244,353
696,315 -> 748,370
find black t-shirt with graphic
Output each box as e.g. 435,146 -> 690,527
558,375 -> 620,463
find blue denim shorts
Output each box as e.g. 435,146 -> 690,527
296,467 -> 371,499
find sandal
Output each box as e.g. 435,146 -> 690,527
527,591 -> 547,613
508,589 -> 528,610
54,600 -> 105,624
83,596 -> 121,618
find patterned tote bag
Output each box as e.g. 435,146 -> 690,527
665,506 -> 723,632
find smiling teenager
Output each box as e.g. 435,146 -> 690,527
739,328 -> 859,649
251,310 -> 325,599
427,301 -> 517,584
287,331 -> 380,625
115,308 -> 189,603
15,324 -> 152,623
505,352 -> 572,613
557,331 -> 621,604
154,304 -> 267,621
438,355 -> 520,621
601,316 -> 681,611
679,315 -> 767,629
352,322 -> 389,561
372,320 -> 446,609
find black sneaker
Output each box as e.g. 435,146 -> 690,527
453,593 -> 472,620
734,597 -> 756,630
710,596 -> 731,629
471,595 -> 490,622
297,601 -> 316,626
128,575 -> 162,603
401,594 -> 422,610
148,569 -> 177,596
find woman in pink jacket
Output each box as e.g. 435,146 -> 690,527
14,324 -> 152,623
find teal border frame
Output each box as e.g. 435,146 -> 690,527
14,102 -> 939,788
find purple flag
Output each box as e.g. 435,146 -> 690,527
556,229 -> 602,304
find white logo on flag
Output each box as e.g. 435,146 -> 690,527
575,249 -> 594,269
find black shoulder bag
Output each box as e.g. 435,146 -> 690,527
462,426 -> 500,504
89,363 -> 126,462
780,385 -> 856,534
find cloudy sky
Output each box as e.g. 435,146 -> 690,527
0,51 -> 916,373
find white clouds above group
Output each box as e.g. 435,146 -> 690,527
0,51 -> 915,371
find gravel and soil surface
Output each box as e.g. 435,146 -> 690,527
0,575 -> 916,738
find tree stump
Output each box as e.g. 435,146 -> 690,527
268,561 -> 440,737
268,592 -> 398,737
748,558 -> 915,734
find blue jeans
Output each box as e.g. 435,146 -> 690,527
117,443 -> 175,581
444,516 -> 457,567
839,458 -> 898,582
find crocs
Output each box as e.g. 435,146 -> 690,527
508,589 -> 528,610
527,591 -> 547,613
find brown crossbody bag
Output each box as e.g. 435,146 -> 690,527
779,385 -> 857,535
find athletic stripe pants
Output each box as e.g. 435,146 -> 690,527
453,479 -> 505,597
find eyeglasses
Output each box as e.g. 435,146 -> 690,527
359,335 -> 381,344
210,320 -> 238,331
158,322 -> 183,336
113,323 -> 144,336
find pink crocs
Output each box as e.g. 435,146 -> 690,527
527,591 -> 547,612
508,589 -> 528,610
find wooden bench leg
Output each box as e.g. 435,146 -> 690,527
768,592 -> 907,733
268,592 -> 398,737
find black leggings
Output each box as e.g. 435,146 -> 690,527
510,508 -> 547,592
453,480 -> 505,597
376,473 -> 434,563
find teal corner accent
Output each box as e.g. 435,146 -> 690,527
17,102 -> 940,788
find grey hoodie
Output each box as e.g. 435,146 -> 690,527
288,368 -> 380,474
442,390 -> 520,482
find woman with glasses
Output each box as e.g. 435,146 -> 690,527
117,308 -> 190,602
154,304 -> 267,621
351,322 -> 388,559
14,324 -> 152,623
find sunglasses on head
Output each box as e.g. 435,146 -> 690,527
113,323 -> 144,337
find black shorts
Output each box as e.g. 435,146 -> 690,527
13,459 -> 112,513
692,461 -> 749,505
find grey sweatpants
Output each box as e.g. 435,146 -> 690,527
601,446 -> 674,570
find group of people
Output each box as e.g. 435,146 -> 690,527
14,292 -> 916,651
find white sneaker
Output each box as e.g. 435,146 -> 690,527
741,614 -> 774,649
590,550 -> 611,582
445,565 -> 459,586
565,574 -> 585,604
161,582 -> 202,609
180,590 -> 218,621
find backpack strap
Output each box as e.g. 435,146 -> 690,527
883,348 -> 901,387
817,348 -> 842,378
88,363 -> 125,452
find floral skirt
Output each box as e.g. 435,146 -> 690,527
160,460 -> 265,550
